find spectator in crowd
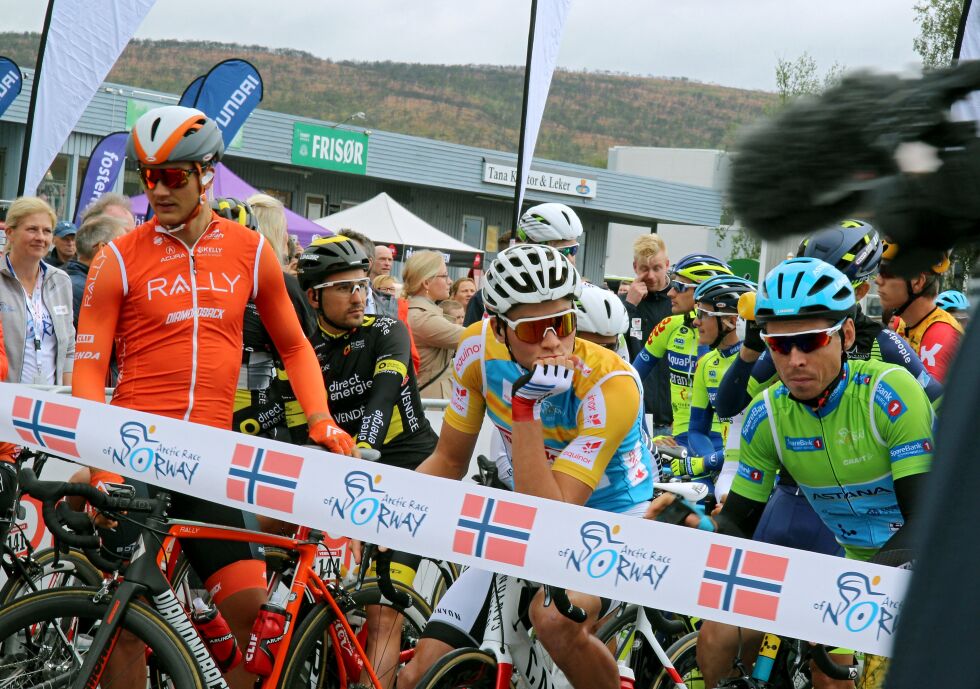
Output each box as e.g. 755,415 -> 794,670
441,299 -> 465,325
372,243 -> 395,279
286,236 -> 303,275
64,214 -> 127,328
248,194 -> 290,266
622,234 -> 673,435
46,220 -> 77,268
404,250 -> 464,398
0,197 -> 74,385
373,274 -> 398,296
80,192 -> 136,230
449,277 -> 477,310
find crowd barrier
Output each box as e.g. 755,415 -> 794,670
0,385 -> 906,655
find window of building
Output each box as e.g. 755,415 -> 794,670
37,154 -> 70,219
462,215 -> 485,250
305,194 -> 326,220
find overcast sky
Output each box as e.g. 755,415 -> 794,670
2,0 -> 924,91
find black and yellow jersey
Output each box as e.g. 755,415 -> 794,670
310,315 -> 437,469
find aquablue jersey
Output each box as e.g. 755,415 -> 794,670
310,315 -> 437,469
631,313 -> 707,439
732,358 -> 934,561
715,310 -> 943,421
445,319 -> 654,514
687,341 -> 739,460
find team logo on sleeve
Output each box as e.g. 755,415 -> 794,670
581,388 -> 606,429
453,335 -> 483,375
890,438 -> 933,461
737,462 -> 765,483
873,381 -> 906,422
450,382 -> 470,416
561,436 -> 606,469
741,402 -> 768,443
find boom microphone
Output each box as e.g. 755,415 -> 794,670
729,61 -> 980,275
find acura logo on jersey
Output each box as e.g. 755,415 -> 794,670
146,272 -> 242,300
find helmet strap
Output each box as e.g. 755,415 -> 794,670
888,274 -> 934,320
710,316 -> 734,349
155,163 -> 209,234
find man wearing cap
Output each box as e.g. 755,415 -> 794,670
45,220 -> 76,268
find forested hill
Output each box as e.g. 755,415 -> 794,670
1,32 -> 776,167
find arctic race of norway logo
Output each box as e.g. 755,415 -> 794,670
11,396 -> 81,457
227,444 -> 303,513
453,494 -> 536,567
107,421 -> 202,485
324,470 -> 428,537
698,544 -> 789,621
559,521 -> 669,589
814,571 -> 899,640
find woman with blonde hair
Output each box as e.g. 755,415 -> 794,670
0,196 -> 74,386
372,273 -> 398,297
247,193 -> 290,266
403,250 -> 463,398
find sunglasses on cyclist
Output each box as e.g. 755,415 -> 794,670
498,309 -> 577,343
599,340 -> 620,352
761,320 -> 844,355
312,277 -> 372,296
138,166 -> 197,190
669,280 -> 695,293
695,307 -> 733,320
554,244 -> 580,258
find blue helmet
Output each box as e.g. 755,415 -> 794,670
755,257 -> 855,324
797,219 -> 883,286
937,290 -> 970,312
694,275 -> 756,312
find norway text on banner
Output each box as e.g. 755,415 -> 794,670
0,384 -> 907,656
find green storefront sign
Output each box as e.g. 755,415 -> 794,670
291,122 -> 368,175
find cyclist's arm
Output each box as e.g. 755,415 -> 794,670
254,240 -> 331,425
72,244 -> 121,403
715,352 -> 776,419
540,373 -> 643,506
687,355 -> 717,459
917,320 -> 961,383
876,328 -> 943,406
356,321 -> 412,450
418,324 -> 487,478
725,394 -> 781,530
71,244 -> 124,487
630,316 -> 671,381
875,472 -> 925,559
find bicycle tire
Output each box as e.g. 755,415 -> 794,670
651,630 -> 705,689
0,547 -> 103,604
279,580 -> 432,688
0,586 -> 205,689
414,648 -> 503,689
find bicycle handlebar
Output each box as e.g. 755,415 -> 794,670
53,502 -> 125,572
645,607 -> 689,636
545,585 -> 588,623
372,547 -> 413,609
654,444 -> 688,460
810,644 -> 859,681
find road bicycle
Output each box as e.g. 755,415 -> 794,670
0,466 -> 430,689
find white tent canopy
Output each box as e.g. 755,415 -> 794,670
314,193 -> 480,259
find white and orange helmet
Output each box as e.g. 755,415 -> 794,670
126,106 -> 224,166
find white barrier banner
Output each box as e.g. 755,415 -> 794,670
0,385 -> 906,655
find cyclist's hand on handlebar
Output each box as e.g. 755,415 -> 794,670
670,455 -> 705,477
308,415 -> 356,456
712,494 -> 726,515
644,492 -> 707,529
652,435 -> 678,448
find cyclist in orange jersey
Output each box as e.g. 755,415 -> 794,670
72,106 -> 355,689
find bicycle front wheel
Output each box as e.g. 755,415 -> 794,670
0,547 -> 103,604
280,580 -> 431,688
415,648 -> 503,689
0,587 -> 205,689
652,630 -> 705,689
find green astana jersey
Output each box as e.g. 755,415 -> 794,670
733,358 -> 934,561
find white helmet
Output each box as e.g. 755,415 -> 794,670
517,203 -> 584,242
483,244 -> 583,315
575,284 -> 628,337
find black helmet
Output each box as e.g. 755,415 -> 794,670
297,236 -> 370,290
210,197 -> 257,230
797,219 -> 882,285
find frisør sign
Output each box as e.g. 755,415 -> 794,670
292,122 -> 369,175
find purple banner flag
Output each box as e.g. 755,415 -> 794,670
73,131 -> 128,224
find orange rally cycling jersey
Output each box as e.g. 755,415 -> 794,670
72,214 -> 329,435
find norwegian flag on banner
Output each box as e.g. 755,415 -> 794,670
11,396 -> 81,457
453,494 -> 537,566
698,544 -> 789,621
226,444 -> 303,513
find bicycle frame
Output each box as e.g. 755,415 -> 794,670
606,605 -> 690,689
75,508 -> 384,689
476,575 -> 688,689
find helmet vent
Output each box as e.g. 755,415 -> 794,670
150,117 -> 162,139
